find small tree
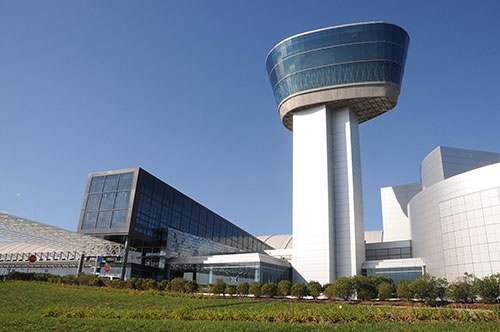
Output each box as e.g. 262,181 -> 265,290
446,273 -> 474,303
249,282 -> 262,297
278,280 -> 292,296
378,283 -> 395,300
331,277 -> 354,300
210,279 -> 226,295
397,280 -> 413,300
352,276 -> 378,301
411,274 -> 448,306
184,280 -> 198,293
307,281 -> 323,298
236,282 -> 249,295
324,284 -> 336,299
261,282 -> 278,297
225,284 -> 236,296
170,278 -> 188,293
291,283 -> 308,298
472,274 -> 500,303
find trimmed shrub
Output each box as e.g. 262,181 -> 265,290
89,277 -> 106,287
446,273 -> 474,303
170,278 -> 188,293
134,278 -> 145,290
331,277 -> 354,300
291,283 -> 308,298
236,282 -> 249,295
278,280 -> 291,296
158,279 -> 170,291
472,274 -> 500,303
397,280 -> 413,300
249,282 -> 262,297
143,278 -> 158,290
76,273 -> 96,286
378,283 -> 395,300
261,282 -> 278,297
307,281 -> 323,298
60,275 -> 78,285
225,284 -> 236,296
184,280 -> 198,293
125,278 -> 137,289
210,279 -> 226,295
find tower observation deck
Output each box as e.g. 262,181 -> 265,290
265,22 -> 409,284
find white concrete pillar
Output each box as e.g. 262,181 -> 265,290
292,105 -> 364,284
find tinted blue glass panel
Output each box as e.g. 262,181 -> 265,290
96,211 -> 112,229
141,176 -> 154,197
265,23 -> 409,105
118,172 -> 134,190
114,191 -> 130,209
100,192 -> 116,210
273,61 -> 402,104
153,184 -> 164,203
111,209 -> 128,229
86,194 -> 101,211
206,214 -> 214,230
172,211 -> 181,229
182,199 -> 192,217
164,189 -> 174,208
103,174 -> 119,192
82,212 -> 98,229
173,194 -> 183,212
89,176 -> 105,193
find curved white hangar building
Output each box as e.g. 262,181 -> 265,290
406,147 -> 500,280
379,146 -> 500,281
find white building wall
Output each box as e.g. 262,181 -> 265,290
409,162 -> 500,281
381,183 -> 421,242
330,107 -> 365,278
293,105 -> 335,284
421,146 -> 500,190
292,105 -> 364,284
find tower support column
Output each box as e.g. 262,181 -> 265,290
292,105 -> 365,284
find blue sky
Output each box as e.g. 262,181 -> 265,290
1,1 -> 500,237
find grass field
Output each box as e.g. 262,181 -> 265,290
1,281 -> 500,331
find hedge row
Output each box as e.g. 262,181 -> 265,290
3,272 -> 500,306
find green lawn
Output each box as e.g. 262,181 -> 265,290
1,281 -> 500,332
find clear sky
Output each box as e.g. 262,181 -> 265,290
1,1 -> 500,237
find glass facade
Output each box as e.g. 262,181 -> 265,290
79,168 -> 275,281
134,171 -> 271,252
81,172 -> 134,230
362,266 -> 423,285
169,261 -> 291,285
265,22 -> 410,105
365,246 -> 412,260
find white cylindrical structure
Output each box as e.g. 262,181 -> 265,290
292,105 -> 364,284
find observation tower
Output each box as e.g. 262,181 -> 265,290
265,22 -> 410,283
